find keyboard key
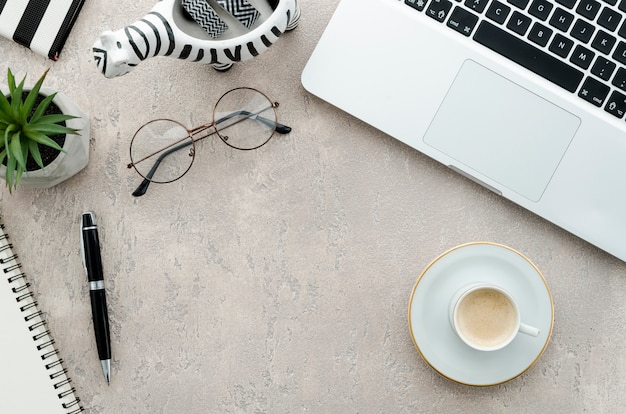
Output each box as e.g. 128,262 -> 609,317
591,56 -> 617,80
426,0 -> 453,22
550,8 -> 575,31
576,0 -> 602,20
486,0 -> 512,23
448,7 -> 479,35
597,8 -> 622,31
613,41 -> 626,64
619,21 -> 626,38
529,0 -> 554,20
529,22 -> 554,46
405,0 -> 429,11
605,90 -> 626,118
549,33 -> 575,56
556,0 -> 577,8
591,30 -> 617,54
465,0 -> 490,13
473,21 -> 584,92
570,44 -> 596,68
578,76 -> 610,106
508,0 -> 530,9
620,0 -> 626,12
612,67 -> 626,90
507,10 -> 533,35
571,18 -> 596,43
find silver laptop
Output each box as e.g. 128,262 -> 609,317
302,0 -> 626,262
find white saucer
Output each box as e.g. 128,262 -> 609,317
408,242 -> 554,386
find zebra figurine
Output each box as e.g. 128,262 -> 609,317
93,0 -> 300,78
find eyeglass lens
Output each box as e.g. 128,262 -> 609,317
130,120 -> 195,183
213,87 -> 277,150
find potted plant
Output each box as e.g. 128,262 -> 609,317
0,68 -> 89,192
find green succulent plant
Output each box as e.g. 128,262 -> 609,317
0,68 -> 79,192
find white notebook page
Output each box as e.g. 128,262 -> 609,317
0,223 -> 82,413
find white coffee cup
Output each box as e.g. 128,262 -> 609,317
449,284 -> 540,351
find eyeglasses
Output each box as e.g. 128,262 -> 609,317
127,87 -> 291,197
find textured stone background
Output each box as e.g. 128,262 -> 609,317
1,0 -> 626,413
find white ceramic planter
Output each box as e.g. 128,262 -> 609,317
0,86 -> 90,189
93,0 -> 300,78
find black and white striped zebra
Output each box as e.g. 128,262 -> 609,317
93,0 -> 300,78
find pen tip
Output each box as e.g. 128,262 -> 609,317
101,359 -> 111,385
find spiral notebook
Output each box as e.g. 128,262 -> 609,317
0,220 -> 83,413
0,0 -> 86,60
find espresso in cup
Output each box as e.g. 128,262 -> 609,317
456,288 -> 518,349
450,284 -> 540,351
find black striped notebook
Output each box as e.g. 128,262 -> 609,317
0,0 -> 86,60
0,220 -> 83,413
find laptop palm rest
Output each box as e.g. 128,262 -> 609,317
424,60 -> 581,202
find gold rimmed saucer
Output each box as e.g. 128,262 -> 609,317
408,242 -> 554,386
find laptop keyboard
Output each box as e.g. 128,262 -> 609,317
404,0 -> 626,119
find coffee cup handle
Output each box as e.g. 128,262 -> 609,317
519,323 -> 540,337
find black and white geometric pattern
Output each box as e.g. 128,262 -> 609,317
0,0 -> 86,60
217,0 -> 261,29
181,0 -> 228,38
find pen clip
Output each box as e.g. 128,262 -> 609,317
80,212 -> 93,274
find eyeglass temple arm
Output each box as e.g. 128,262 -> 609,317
132,179 -> 151,197
131,139 -> 193,197
214,110 -> 292,134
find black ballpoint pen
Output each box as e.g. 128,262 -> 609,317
80,212 -> 112,384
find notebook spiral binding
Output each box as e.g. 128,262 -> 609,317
1,224 -> 84,414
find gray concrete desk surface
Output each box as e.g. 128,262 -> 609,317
1,1 -> 625,413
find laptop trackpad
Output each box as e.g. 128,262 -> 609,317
424,60 -> 580,201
